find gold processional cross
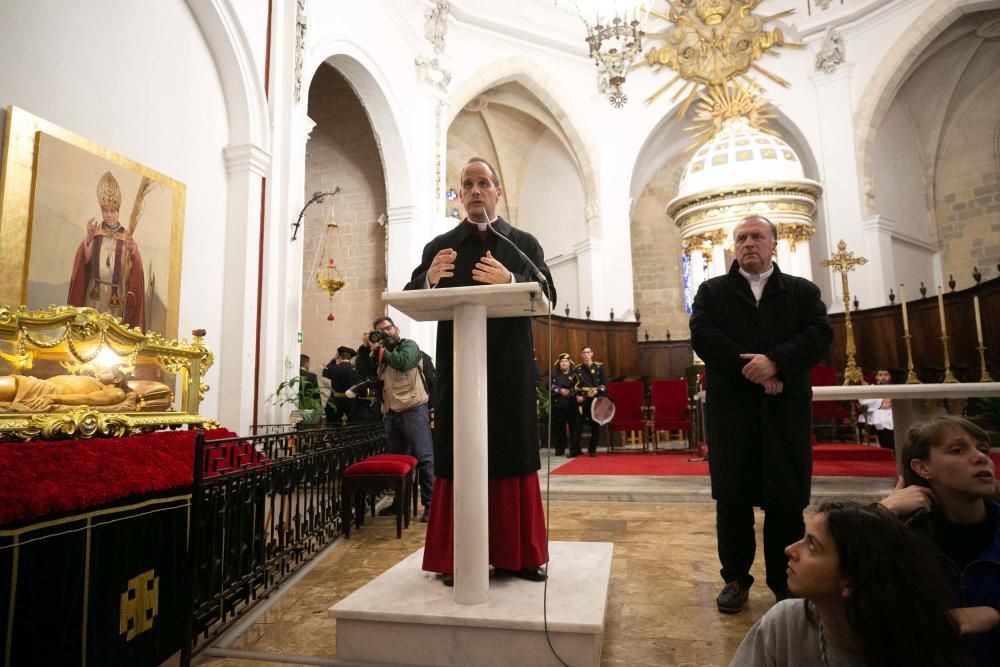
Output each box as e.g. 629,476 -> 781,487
821,240 -> 867,386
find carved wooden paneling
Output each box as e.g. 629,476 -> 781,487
638,340 -> 695,380
531,316 -> 640,382
827,277 -> 999,382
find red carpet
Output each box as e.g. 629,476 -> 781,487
552,445 -> 1000,478
552,445 -> 898,477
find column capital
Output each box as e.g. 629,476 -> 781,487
862,214 -> 896,234
224,143 -> 271,177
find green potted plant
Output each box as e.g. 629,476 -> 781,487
537,386 -> 551,448
273,375 -> 324,426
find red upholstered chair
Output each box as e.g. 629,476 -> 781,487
811,364 -> 856,442
606,380 -> 647,451
649,379 -> 693,450
342,458 -> 413,538
366,453 -> 419,518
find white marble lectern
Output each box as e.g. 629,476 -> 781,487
383,282 -> 550,605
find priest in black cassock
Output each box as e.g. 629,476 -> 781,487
405,157 -> 554,585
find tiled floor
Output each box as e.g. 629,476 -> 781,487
191,449 -> 895,667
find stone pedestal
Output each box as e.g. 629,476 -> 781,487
330,541 -> 613,666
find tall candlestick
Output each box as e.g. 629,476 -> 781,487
974,295 -> 984,344
899,284 -> 909,331
937,287 -> 947,333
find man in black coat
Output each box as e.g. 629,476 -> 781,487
405,157 -> 555,585
323,346 -> 360,424
690,215 -> 832,613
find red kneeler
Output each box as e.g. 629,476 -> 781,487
365,453 -> 419,519
341,457 -> 415,539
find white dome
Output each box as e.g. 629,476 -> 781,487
676,116 -> 807,199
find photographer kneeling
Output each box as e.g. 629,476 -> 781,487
357,316 -> 434,523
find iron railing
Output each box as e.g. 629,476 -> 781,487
182,423 -> 384,664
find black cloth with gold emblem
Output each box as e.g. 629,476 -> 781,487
405,216 -> 555,479
0,491 -> 189,667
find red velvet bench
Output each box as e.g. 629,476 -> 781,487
341,456 -> 415,539
366,453 -> 419,518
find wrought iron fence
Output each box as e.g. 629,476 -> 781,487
182,423 -> 384,664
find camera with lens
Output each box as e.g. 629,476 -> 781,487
367,330 -> 384,344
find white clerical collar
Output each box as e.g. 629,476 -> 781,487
739,265 -> 774,282
472,215 -> 497,231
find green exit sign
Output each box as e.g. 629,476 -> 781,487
297,332 -> 303,343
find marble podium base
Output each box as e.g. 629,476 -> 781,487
329,541 -> 613,666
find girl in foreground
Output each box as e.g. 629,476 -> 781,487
880,416 -> 999,666
729,500 -> 965,666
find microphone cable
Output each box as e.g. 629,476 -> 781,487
540,298 -> 572,667
486,212 -> 569,665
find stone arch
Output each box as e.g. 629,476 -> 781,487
854,0 -> 1000,216
185,0 -> 270,150
302,40 -> 414,210
447,57 -> 599,224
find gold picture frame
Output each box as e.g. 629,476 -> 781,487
0,106 -> 185,338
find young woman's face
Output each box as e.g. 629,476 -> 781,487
558,358 -> 571,372
914,428 -> 995,499
785,513 -> 847,601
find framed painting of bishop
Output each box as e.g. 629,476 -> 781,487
0,106 -> 185,338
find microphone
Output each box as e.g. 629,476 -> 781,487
483,210 -> 553,303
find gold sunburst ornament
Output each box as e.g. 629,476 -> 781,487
637,0 -> 803,113
684,81 -> 777,151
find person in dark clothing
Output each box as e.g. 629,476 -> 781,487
299,354 -> 319,404
573,346 -> 607,457
880,416 -> 1000,667
550,353 -> 580,457
690,215 -> 833,613
323,346 -> 360,424
405,157 -> 554,585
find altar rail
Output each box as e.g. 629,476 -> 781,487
182,423 -> 384,664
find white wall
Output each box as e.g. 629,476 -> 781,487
518,131 -> 587,258
0,0 -> 232,419
872,103 -> 933,242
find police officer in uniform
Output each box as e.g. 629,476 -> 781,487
323,346 -> 360,424
573,346 -> 607,457
550,353 -> 581,457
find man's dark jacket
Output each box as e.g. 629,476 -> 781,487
404,217 -> 555,479
690,261 -> 832,509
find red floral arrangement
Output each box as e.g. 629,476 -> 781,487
0,428 -> 236,525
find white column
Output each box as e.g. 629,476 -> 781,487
689,248 -> 706,294
776,237 -> 793,272
219,143 -> 271,434
574,238 -> 601,319
452,302 -> 489,604
810,64 -> 873,311
861,215 -> 896,307
709,244 -> 727,278
795,239 -> 814,282
385,204 -> 434,351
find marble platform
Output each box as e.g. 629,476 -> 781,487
329,541 -> 613,666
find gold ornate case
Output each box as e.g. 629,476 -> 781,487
0,305 -> 213,440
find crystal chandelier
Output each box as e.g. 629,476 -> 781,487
557,1 -> 647,108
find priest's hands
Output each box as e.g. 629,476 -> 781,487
761,377 -> 784,395
738,353 -> 782,394
740,353 -> 778,383
428,248 -> 457,287
472,251 -> 511,285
